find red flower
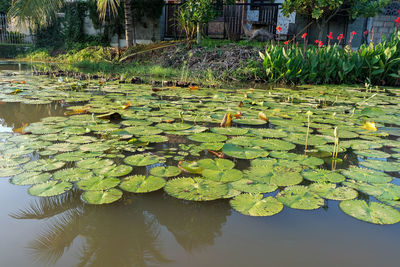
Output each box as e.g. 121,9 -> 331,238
301,33 -> 308,39
314,39 -> 319,44
284,40 -> 289,45
318,41 -> 323,48
398,9 -> 400,14
337,34 -> 344,40
363,30 -> 368,35
327,32 -> 333,40
396,17 -> 400,25
351,31 -> 357,36
276,26 -> 282,33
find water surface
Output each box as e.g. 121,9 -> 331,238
0,63 -> 399,267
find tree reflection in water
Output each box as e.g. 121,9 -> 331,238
10,190 -> 231,266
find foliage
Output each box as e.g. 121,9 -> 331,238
282,0 -> 390,38
0,0 -> 11,13
260,30 -> 400,86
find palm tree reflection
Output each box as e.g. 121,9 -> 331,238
10,190 -> 231,266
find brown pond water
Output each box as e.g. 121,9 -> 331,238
0,64 -> 399,267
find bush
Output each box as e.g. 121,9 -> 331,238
260,31 -> 400,86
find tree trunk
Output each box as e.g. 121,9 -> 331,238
197,22 -> 201,45
124,0 -> 133,48
317,19 -> 326,41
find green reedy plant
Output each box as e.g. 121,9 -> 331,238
260,30 -> 400,86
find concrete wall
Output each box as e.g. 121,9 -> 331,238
370,15 -> 398,43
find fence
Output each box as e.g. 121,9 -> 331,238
0,14 -> 33,45
164,3 -> 281,40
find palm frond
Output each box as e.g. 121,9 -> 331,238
96,0 -> 120,20
8,0 -> 63,28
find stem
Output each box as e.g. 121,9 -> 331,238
305,115 -> 311,154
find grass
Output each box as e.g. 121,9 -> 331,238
198,38 -> 266,49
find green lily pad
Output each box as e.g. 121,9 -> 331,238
164,177 -> 228,201
47,142 -> 79,152
77,158 -> 114,170
178,161 -> 203,174
231,179 -> 277,193
188,132 -> 227,143
197,158 -> 234,171
202,169 -> 243,182
53,168 -> 93,182
233,119 -> 267,125
339,200 -> 400,225
80,142 -> 111,152
342,167 -> 392,184
81,188 -> 123,204
77,176 -> 120,191
156,123 -> 192,131
211,127 -> 249,135
355,150 -> 391,159
139,135 -> 169,143
302,169 -> 346,183
258,139 -> 296,151
150,166 -> 181,177
23,159 -> 65,172
124,154 -> 160,166
277,185 -> 324,210
0,167 -> 24,178
359,160 -> 400,172
66,136 -> 97,144
230,194 -> 283,216
63,126 -> 90,135
120,175 -> 166,193
93,164 -> 133,177
10,172 -> 51,185
28,181 -> 73,197
345,182 -> 400,201
309,183 -> 358,200
222,144 -> 269,159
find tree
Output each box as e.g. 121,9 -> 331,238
0,0 -> 11,13
8,0 -> 134,47
181,0 -> 218,45
281,0 -> 391,40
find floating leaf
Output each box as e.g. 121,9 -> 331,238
11,172 -> 51,185
339,200 -> 400,225
342,167 -> 392,184
202,169 -> 243,182
222,144 -> 269,159
120,175 -> 166,193
150,166 -> 181,177
231,179 -> 277,193
77,176 -> 120,191
197,158 -> 234,171
302,169 -> 346,183
211,127 -> 248,136
81,188 -> 123,205
277,186 -> 324,210
309,183 -> 358,200
188,132 -> 227,143
124,154 -> 160,166
28,181 -> 73,197
77,158 -> 114,170
94,165 -> 133,177
230,194 -> 283,216
53,168 -> 93,182
178,161 -> 203,174
164,177 -> 228,201
359,160 -> 400,172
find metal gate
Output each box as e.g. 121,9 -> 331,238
164,3 -> 280,40
0,14 -> 33,45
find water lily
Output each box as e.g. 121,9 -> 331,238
362,121 -> 378,131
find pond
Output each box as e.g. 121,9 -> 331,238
1,62 -> 400,267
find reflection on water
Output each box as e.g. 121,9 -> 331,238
11,191 -> 230,267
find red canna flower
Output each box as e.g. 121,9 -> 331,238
276,26 -> 282,33
327,32 -> 333,40
398,9 -> 400,14
301,33 -> 308,39
363,30 -> 368,35
351,31 -> 357,36
337,34 -> 344,40
396,17 -> 400,25
318,41 -> 323,48
315,39 -> 319,44
284,40 -> 289,45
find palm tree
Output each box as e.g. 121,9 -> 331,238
8,0 -> 134,47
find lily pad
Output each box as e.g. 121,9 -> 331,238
124,154 -> 160,166
81,188 -> 123,205
188,132 -> 227,143
302,169 -> 346,183
202,169 -> 243,182
164,177 -> 228,201
309,183 -> 358,200
230,194 -> 283,216
150,166 -> 181,177
197,158 -> 234,171
222,144 -> 269,159
355,150 -> 391,159
11,172 -> 51,185
211,127 -> 249,136
359,160 -> 400,172
342,167 -> 392,184
120,175 -> 166,193
28,181 -> 73,197
339,200 -> 400,225
53,168 -> 93,182
277,186 -> 324,210
77,176 -> 120,191
231,179 -> 277,193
